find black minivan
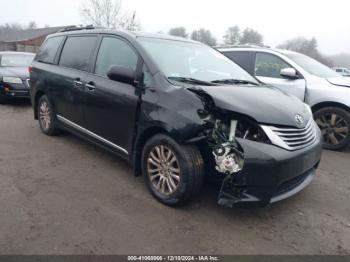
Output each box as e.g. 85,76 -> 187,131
30,26 -> 322,207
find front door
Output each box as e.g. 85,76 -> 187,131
83,36 -> 140,155
255,52 -> 306,101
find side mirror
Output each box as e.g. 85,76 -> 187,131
280,68 -> 298,79
107,65 -> 135,85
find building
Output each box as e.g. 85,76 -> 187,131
0,26 -> 70,53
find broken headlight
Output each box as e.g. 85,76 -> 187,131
208,118 -> 270,176
210,117 -> 270,145
235,118 -> 270,144
209,119 -> 244,175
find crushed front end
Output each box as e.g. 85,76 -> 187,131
189,90 -> 323,207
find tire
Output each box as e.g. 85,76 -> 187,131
37,95 -> 60,136
314,106 -> 350,150
141,134 -> 204,206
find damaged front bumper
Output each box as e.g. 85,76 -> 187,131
217,137 -> 323,208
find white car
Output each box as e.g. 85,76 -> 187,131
333,67 -> 350,77
218,46 -> 350,150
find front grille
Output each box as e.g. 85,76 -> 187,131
261,119 -> 317,151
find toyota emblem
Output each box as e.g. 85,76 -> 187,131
295,114 -> 304,126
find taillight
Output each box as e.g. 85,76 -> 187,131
28,66 -> 33,74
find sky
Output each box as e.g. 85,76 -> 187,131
0,0 -> 349,55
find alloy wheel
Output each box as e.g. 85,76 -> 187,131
316,113 -> 349,146
147,145 -> 181,196
39,101 -> 51,131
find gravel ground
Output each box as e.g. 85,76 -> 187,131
0,100 -> 349,255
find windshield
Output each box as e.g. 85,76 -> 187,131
0,54 -> 35,67
138,37 -> 258,85
285,53 -> 340,78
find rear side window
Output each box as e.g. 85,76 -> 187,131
255,53 -> 290,79
59,36 -> 97,71
223,51 -> 255,75
95,37 -> 138,77
36,36 -> 64,64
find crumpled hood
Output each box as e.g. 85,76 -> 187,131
196,85 -> 311,128
327,77 -> 350,87
0,67 -> 29,80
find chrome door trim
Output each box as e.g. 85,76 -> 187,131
57,115 -> 128,155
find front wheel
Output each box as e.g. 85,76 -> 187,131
141,134 -> 204,206
314,107 -> 350,150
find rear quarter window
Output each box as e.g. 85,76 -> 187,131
222,51 -> 255,75
36,36 -> 64,64
59,36 -> 97,72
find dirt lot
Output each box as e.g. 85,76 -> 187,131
0,100 -> 349,255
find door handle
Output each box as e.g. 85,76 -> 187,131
73,79 -> 83,88
86,82 -> 96,91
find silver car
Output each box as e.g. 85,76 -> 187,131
333,67 -> 350,77
218,46 -> 350,150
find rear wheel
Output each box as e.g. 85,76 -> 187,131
314,107 -> 350,150
141,134 -> 204,206
37,95 -> 60,136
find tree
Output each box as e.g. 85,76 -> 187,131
277,37 -> 333,66
80,0 -> 141,30
168,27 -> 188,38
28,21 -> 37,29
191,28 -> 217,46
278,37 -> 318,55
239,28 -> 263,45
0,23 -> 23,34
223,26 -> 240,45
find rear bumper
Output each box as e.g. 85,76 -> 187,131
218,128 -> 323,207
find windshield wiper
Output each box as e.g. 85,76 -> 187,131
168,77 -> 217,86
211,79 -> 259,86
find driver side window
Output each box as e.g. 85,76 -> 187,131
255,53 -> 290,79
95,36 -> 138,77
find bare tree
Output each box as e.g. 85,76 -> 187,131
239,28 -> 263,45
80,0 -> 140,30
0,23 -> 23,34
223,26 -> 240,45
28,21 -> 37,29
168,27 -> 188,38
278,37 -> 333,66
191,28 -> 217,46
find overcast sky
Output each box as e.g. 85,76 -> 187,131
0,0 -> 349,55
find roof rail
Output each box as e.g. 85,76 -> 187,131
215,43 -> 271,49
58,25 -> 101,32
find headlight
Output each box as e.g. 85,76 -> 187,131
2,77 -> 23,84
212,118 -> 270,145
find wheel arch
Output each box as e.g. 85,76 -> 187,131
132,125 -> 176,177
33,90 -> 46,119
311,101 -> 350,114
